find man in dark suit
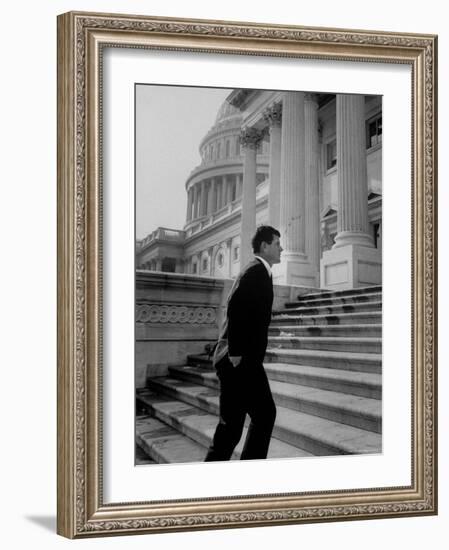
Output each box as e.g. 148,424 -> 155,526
205,225 -> 283,461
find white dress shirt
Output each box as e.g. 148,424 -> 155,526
254,255 -> 272,278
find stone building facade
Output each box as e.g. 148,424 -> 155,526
136,89 -> 382,290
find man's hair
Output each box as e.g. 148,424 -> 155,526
251,225 -> 281,253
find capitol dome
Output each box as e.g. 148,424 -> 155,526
214,100 -> 242,124
198,98 -> 242,155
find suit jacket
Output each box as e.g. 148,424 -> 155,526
213,258 -> 274,368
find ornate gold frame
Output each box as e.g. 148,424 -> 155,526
57,11 -> 438,538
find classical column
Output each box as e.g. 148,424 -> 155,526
197,183 -> 203,217
185,188 -> 190,222
199,181 -> 207,217
304,93 -> 321,284
280,92 -> 306,254
207,179 -> 215,215
263,102 -> 282,229
228,178 -> 235,204
334,94 -> 374,248
193,184 -> 199,219
318,121 -> 325,220
237,173 -> 243,198
214,179 -> 220,211
190,188 -> 195,220
197,182 -> 204,218
197,184 -> 202,218
186,187 -> 193,222
191,186 -> 196,219
320,94 -> 381,290
273,92 -> 316,285
240,127 -> 263,267
214,180 -> 219,210
222,175 -> 228,208
198,184 -> 203,217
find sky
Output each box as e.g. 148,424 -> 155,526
136,84 -> 230,239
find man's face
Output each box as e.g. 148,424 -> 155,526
262,235 -> 283,265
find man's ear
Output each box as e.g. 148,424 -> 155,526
260,241 -> 267,254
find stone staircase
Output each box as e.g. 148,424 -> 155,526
136,285 -> 382,464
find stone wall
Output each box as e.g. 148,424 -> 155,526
135,271 -> 233,388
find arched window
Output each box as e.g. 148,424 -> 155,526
216,142 -> 221,159
235,139 -> 240,156
225,140 -> 230,158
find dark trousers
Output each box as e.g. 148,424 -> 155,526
204,358 -> 276,461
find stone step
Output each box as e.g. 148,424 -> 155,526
187,353 -> 215,369
296,285 -> 382,302
188,345 -> 383,375
166,367 -> 381,432
265,348 -> 381,374
264,363 -> 382,399
274,300 -> 382,317
269,379 -> 381,433
267,335 -> 381,354
274,406 -> 381,455
138,385 -> 381,456
269,324 -> 382,338
136,413 -> 206,464
171,362 -> 382,399
170,364 -> 218,389
148,375 -> 381,434
271,311 -> 382,327
284,291 -> 382,309
135,437 -> 157,465
137,390 -> 313,460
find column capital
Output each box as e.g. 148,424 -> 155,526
239,127 -> 264,150
263,102 -> 282,128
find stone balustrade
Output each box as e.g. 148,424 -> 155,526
139,227 -> 186,250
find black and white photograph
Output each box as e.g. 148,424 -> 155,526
135,84 -> 383,465
2,0 -> 444,544
53,7 -> 437,541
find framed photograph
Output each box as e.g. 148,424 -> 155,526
57,11 -> 437,538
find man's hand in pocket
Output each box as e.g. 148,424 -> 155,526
229,356 -> 242,368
